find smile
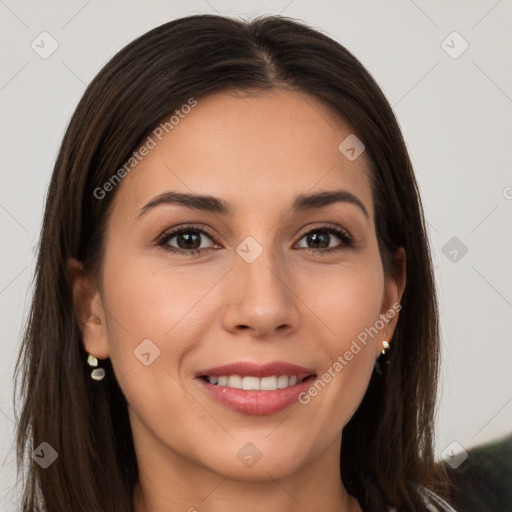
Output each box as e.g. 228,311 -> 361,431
196,361 -> 317,415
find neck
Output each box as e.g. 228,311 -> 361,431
133,479 -> 361,512
132,440 -> 362,512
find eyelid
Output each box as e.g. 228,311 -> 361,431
296,222 -> 352,241
156,223 -> 220,248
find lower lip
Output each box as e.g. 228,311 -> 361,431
197,375 -> 316,415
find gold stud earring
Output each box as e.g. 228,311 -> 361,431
374,339 -> 390,375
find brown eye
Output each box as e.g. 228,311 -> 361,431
159,226 -> 219,255
296,225 -> 353,253
172,230 -> 203,250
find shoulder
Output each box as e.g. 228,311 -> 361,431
415,485 -> 458,512
383,485 -> 457,512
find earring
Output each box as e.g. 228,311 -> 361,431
374,339 -> 391,375
87,354 -> 106,381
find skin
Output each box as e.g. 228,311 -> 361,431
69,88 -> 406,512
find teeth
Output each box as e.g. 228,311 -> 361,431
228,375 -> 242,389
205,375 -> 305,390
277,375 -> 289,388
260,376 -> 277,390
242,376 -> 260,390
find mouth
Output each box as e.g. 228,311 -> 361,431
195,361 -> 317,415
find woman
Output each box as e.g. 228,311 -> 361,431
14,13 -> 457,512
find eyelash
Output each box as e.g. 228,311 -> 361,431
156,223 -> 354,257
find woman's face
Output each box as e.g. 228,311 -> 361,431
73,88 -> 405,483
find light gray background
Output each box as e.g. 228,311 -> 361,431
1,0 -> 511,508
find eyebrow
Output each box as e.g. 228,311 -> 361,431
138,189 -> 369,220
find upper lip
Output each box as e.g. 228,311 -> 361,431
196,361 -> 316,381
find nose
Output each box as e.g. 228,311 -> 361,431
221,243 -> 301,339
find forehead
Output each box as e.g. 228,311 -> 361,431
113,88 -> 374,221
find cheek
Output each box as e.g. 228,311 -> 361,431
295,262 -> 384,426
98,250 -> 226,399
98,256 -> 205,443
101,251 -> 221,344
303,258 -> 384,348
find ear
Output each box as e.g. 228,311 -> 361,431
67,258 -> 110,360
375,247 -> 406,359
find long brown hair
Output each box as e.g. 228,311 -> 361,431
14,13 -> 448,511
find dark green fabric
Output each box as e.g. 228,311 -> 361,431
441,433 -> 512,512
